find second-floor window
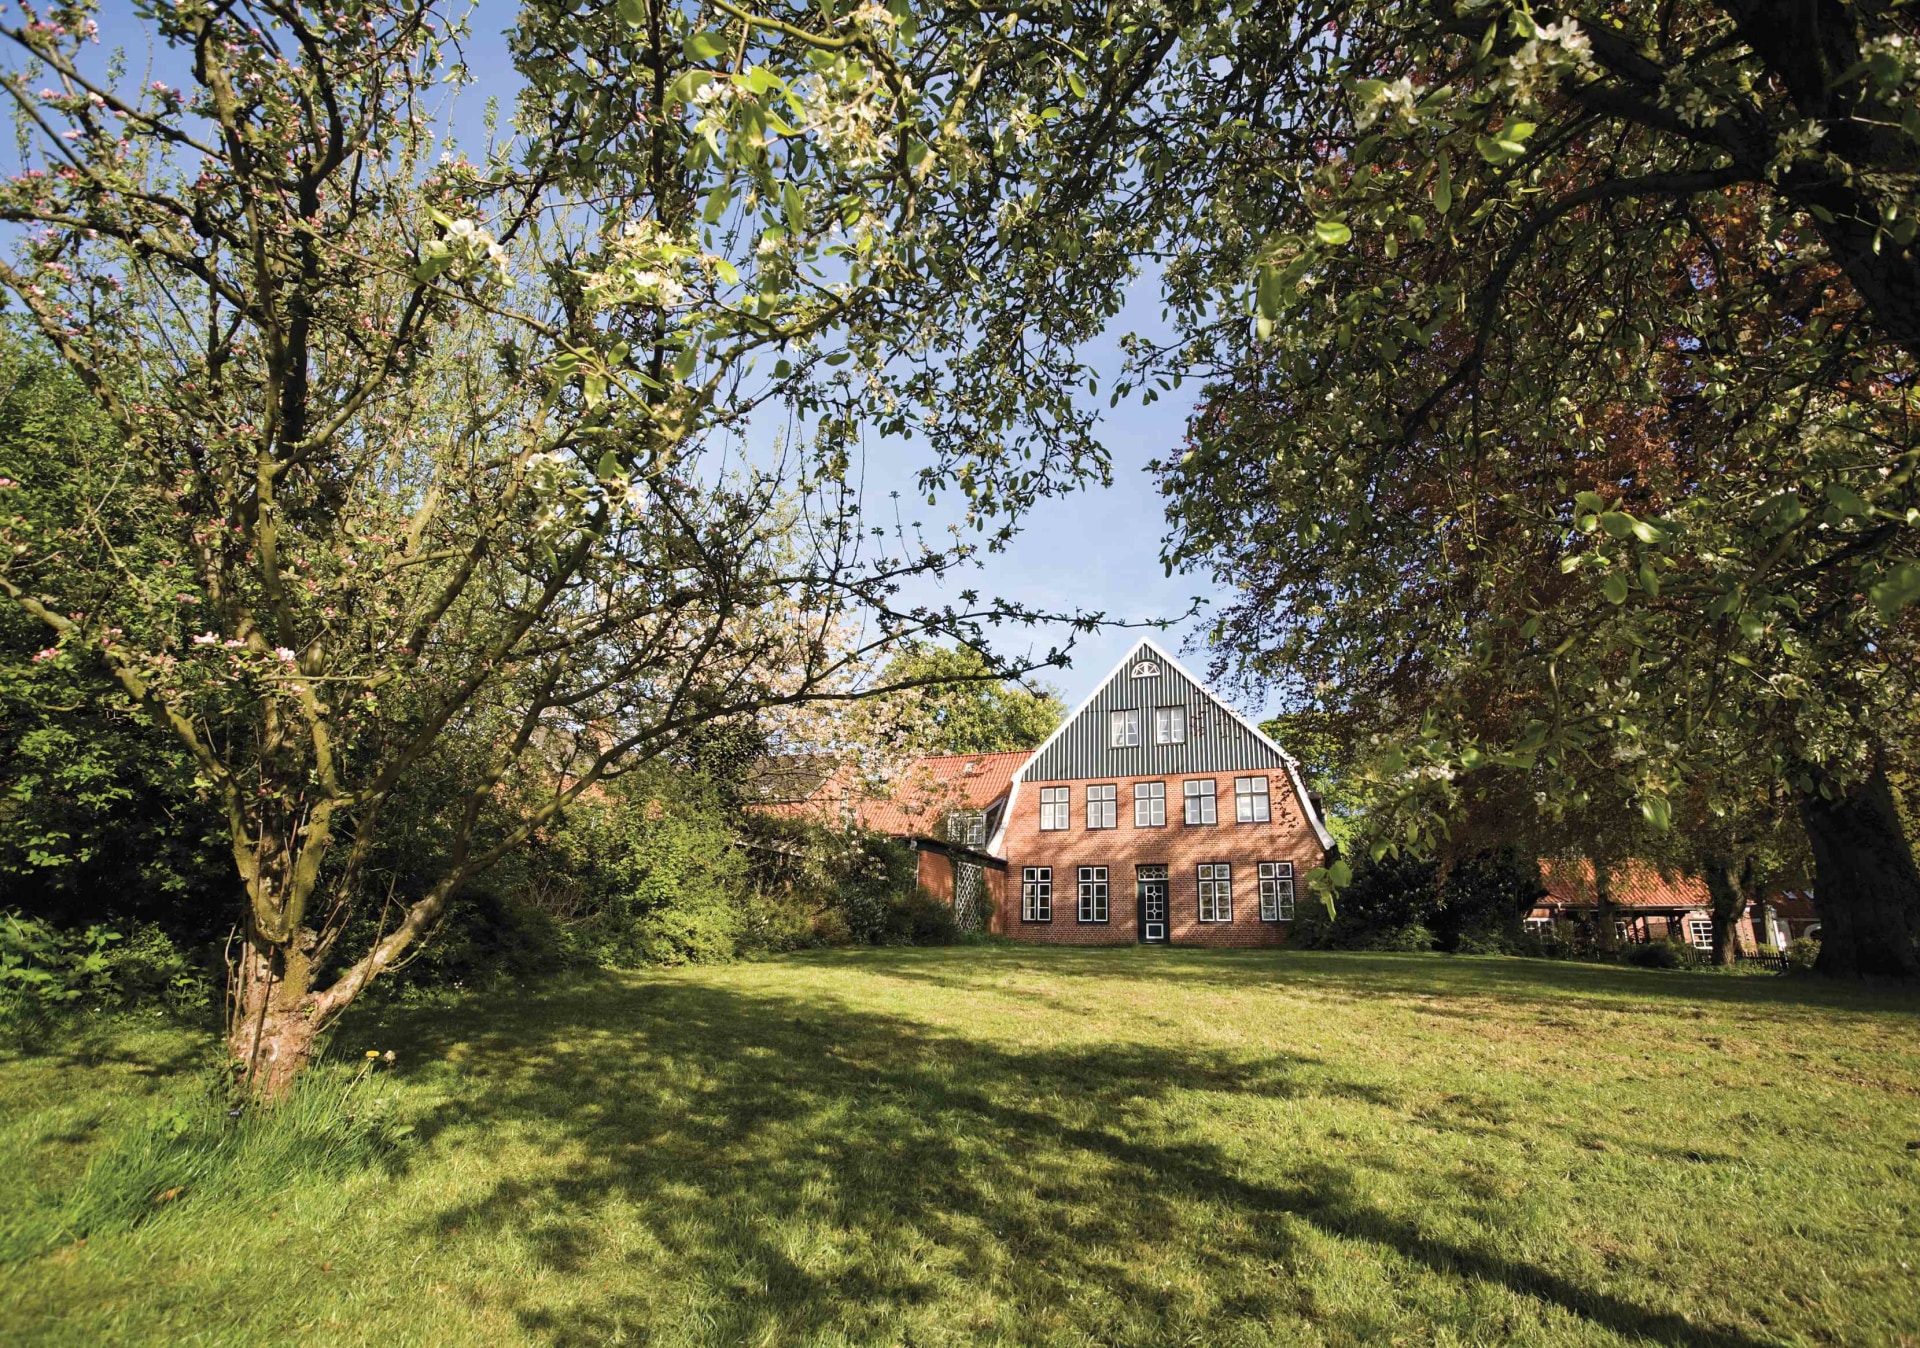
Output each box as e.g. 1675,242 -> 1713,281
1086,783 -> 1117,829
1154,706 -> 1187,744
1182,778 -> 1217,825
1133,780 -> 1166,827
1110,708 -> 1141,747
1039,786 -> 1070,830
1235,776 -> 1271,823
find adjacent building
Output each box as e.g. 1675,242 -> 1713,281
1527,859 -> 1820,952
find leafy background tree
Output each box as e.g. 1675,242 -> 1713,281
876,642 -> 1064,754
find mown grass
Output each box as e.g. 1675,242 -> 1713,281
2,948 -> 1918,1346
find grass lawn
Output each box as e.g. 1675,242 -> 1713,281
3,948 -> 1919,1346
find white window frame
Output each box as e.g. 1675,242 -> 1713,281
1133,780 -> 1166,827
1685,917 -> 1714,952
1182,778 -> 1218,825
1085,783 -> 1117,830
1077,866 -> 1109,923
1234,776 -> 1272,824
1153,705 -> 1187,745
1109,708 -> 1141,748
1524,915 -> 1553,935
1039,786 -> 1070,831
1198,863 -> 1233,922
1258,861 -> 1294,921
1021,867 -> 1052,922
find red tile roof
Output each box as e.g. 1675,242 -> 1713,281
1540,858 -> 1714,910
752,750 -> 1029,838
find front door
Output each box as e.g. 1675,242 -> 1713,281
1137,865 -> 1169,943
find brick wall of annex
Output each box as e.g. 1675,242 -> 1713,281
994,771 -> 1329,946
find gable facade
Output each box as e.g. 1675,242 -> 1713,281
991,640 -> 1333,947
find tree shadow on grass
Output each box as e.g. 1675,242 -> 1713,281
355,969 -> 1785,1347
853,945 -> 1920,1021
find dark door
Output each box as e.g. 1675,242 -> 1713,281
1137,867 -> 1168,943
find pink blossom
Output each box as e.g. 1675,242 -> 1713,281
32,647 -> 57,662
275,647 -> 297,662
192,632 -> 218,646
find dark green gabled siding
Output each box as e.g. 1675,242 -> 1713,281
1023,642 -> 1287,783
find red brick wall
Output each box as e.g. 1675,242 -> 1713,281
996,771 -> 1328,946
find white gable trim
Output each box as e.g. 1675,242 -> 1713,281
988,636 -> 1336,856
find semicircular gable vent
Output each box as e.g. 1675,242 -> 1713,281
1130,660 -> 1161,679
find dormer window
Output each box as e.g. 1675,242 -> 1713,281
1109,708 -> 1141,748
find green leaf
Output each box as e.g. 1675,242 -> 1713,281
712,257 -> 739,286
1602,572 -> 1629,605
617,0 -> 647,26
824,351 -> 850,366
1065,68 -> 1087,100
1869,561 -> 1920,622
595,451 -> 621,480
1824,482 -> 1870,517
1313,220 -> 1352,246
1597,511 -> 1637,539
1574,490 -> 1605,514
684,31 -> 729,62
1638,561 -> 1659,598
1432,152 -> 1452,214
1738,612 -> 1765,641
1329,857 -> 1354,887
702,184 -> 732,224
673,346 -> 697,380
1640,795 -> 1672,832
781,179 -> 807,233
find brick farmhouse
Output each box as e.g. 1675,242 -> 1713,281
761,639 -> 1336,945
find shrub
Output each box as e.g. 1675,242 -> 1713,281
1625,938 -> 1697,970
883,889 -> 961,946
1785,937 -> 1822,972
1354,922 -> 1437,953
0,912 -> 212,1042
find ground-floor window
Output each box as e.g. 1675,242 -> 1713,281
1524,915 -> 1553,935
1685,917 -> 1714,951
1022,866 -> 1052,922
1077,866 -> 1109,923
1198,862 -> 1233,922
1257,861 -> 1293,921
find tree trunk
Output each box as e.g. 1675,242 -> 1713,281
1592,859 -> 1618,956
1796,760 -> 1920,980
228,926 -> 323,1101
1702,857 -> 1744,968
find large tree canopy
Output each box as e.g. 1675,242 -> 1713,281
953,0 -> 1920,974
0,0 -> 1114,1090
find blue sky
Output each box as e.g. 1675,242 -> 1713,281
77,3 -> 1259,716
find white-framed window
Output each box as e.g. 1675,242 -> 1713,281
1258,861 -> 1294,921
1182,778 -> 1217,825
1154,705 -> 1187,745
1077,866 -> 1109,923
1085,783 -> 1117,830
1524,915 -> 1553,935
1686,917 -> 1714,951
1133,780 -> 1166,827
1198,863 -> 1233,922
1234,776 -> 1271,823
1021,867 -> 1052,922
1109,708 -> 1141,748
1039,786 -> 1070,831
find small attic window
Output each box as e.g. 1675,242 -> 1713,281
1130,660 -> 1161,679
